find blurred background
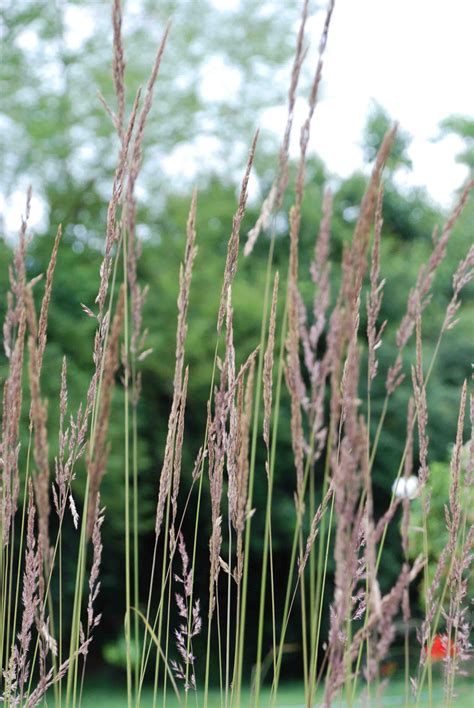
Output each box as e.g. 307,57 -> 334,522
1,0 -> 473,689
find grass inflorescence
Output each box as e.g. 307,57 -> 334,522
1,1 -> 473,706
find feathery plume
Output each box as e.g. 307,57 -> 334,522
234,361 -> 255,584
442,383 -> 470,695
95,89 -> 141,322
124,26 -> 171,365
112,0 -> 126,138
263,272 -> 279,450
217,131 -> 259,333
299,483 -> 334,574
87,497 -> 105,634
367,185 -> 387,384
325,297 -> 365,703
357,559 -> 424,684
411,315 -> 429,493
346,126 -> 396,314
3,187 -> 30,359
207,292 -> 245,615
467,391 -> 474,489
1,190 -> 30,544
87,287 -> 124,537
25,642 -> 91,707
25,286 -> 51,564
127,22 -> 171,200
37,224 -> 62,369
244,0 -> 310,255
297,187 -> 333,464
442,244 -> 474,333
172,533 -> 201,691
17,482 -> 41,699
309,187 -> 332,364
418,384 -> 469,678
170,368 -> 189,553
1,308 -> 26,545
387,178 -> 473,394
350,556 -> 425,661
52,357 -> 82,527
155,194 -> 197,538
79,497 -> 105,688
122,22 -> 170,287
402,398 -> 415,558
295,0 -> 335,211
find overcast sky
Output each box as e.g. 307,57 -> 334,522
291,0 -> 472,206
160,0 -> 473,208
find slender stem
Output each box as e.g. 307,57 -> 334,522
123,228 -> 133,708
216,586 -> 224,702
404,599 -> 410,707
65,236 -> 122,705
191,341 -> 220,705
312,492 -> 335,699
132,398 -> 140,695
152,491 -> 172,707
65,475 -> 90,707
230,582 -> 241,708
268,519 -> 277,681
162,559 -> 173,708
137,479 -> 196,699
309,462 -> 315,645
225,517 -> 232,708
308,418 -> 334,705
203,592 -> 214,708
6,432 -> 33,689
4,526 -> 14,691
298,529 -> 309,702
0,544 -> 7,687
253,233 -> 279,706
420,486 -> 432,706
270,510 -> 300,702
234,239 -> 275,704
59,535 -> 63,708
253,447 -> 275,706
138,532 -> 159,699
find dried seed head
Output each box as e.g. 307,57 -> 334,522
263,272 -> 279,450
87,287 -> 125,537
217,131 -> 259,333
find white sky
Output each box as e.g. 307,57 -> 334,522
292,0 -> 472,206
159,0 -> 473,209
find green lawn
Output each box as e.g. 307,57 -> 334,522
80,680 -> 473,706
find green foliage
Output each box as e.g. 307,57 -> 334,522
438,115 -> 474,170
1,0 -> 303,210
408,455 -> 474,604
362,102 -> 413,172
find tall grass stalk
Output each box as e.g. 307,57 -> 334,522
65,232 -> 124,706
122,231 -> 133,707
2,3 -> 473,707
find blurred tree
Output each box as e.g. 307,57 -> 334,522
438,114 -> 474,170
0,0 -> 305,229
408,455 -> 474,604
362,102 -> 413,173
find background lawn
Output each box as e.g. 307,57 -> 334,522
80,678 -> 474,707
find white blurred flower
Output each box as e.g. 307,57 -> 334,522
392,475 -> 419,500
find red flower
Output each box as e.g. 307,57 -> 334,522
429,634 -> 456,662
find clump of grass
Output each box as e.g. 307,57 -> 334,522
1,1 -> 473,707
